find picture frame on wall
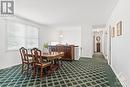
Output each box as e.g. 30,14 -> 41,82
117,21 -> 122,36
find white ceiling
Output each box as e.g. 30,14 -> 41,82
15,0 -> 118,27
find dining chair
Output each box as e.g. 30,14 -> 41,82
31,48 -> 51,79
56,45 -> 64,65
50,46 -> 57,54
19,47 -> 33,75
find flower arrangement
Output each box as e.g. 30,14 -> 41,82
43,42 -> 49,54
43,42 -> 48,48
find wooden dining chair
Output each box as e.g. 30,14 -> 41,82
50,46 -> 57,54
19,47 -> 33,75
56,45 -> 64,65
31,48 -> 51,79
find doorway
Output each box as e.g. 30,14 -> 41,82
96,42 -> 101,52
93,31 -> 102,53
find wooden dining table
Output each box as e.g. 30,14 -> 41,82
27,52 -> 64,61
26,52 -> 64,75
43,52 -> 64,61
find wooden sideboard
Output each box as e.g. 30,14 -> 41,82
48,45 -> 75,60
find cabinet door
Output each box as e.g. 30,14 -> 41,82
65,46 -> 71,59
56,45 -> 64,53
48,45 -> 74,60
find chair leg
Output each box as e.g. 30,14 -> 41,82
32,63 -> 34,70
58,59 -> 60,68
61,60 -> 63,66
40,67 -> 43,79
33,65 -> 36,77
22,63 -> 24,73
27,64 -> 29,75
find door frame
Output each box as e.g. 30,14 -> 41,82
93,35 -> 95,53
108,26 -> 112,65
93,31 -> 102,53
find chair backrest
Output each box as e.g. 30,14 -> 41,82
56,45 -> 64,53
51,46 -> 57,52
19,47 -> 29,62
31,48 -> 42,64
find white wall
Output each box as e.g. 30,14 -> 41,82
81,25 -> 93,58
107,0 -> 130,86
0,18 -> 22,69
39,27 -> 52,50
41,26 -> 82,60
48,25 -> 94,58
48,26 -> 81,46
103,29 -> 108,58
0,16 -> 51,69
44,25 -> 95,58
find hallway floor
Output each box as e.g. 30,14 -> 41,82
0,55 -> 122,87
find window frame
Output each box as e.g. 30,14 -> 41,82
6,20 -> 39,51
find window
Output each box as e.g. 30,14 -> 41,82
7,22 -> 39,50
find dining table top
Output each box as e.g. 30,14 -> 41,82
27,52 -> 64,60
43,52 -> 64,57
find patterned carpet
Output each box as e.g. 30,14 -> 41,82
0,58 -> 122,87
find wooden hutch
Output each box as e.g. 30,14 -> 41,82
48,45 -> 76,60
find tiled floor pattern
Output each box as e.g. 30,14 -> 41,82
0,58 -> 122,87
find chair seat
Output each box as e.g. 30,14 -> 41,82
31,48 -> 52,79
23,58 -> 33,63
35,62 -> 51,67
58,57 -> 62,59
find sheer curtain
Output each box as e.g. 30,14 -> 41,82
7,22 -> 39,50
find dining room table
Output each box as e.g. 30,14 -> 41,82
27,51 -> 64,61
26,51 -> 64,75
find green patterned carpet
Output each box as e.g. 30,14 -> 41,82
0,57 -> 122,87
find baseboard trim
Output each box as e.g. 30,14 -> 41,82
110,65 -> 127,87
0,63 -> 21,70
80,56 -> 92,58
